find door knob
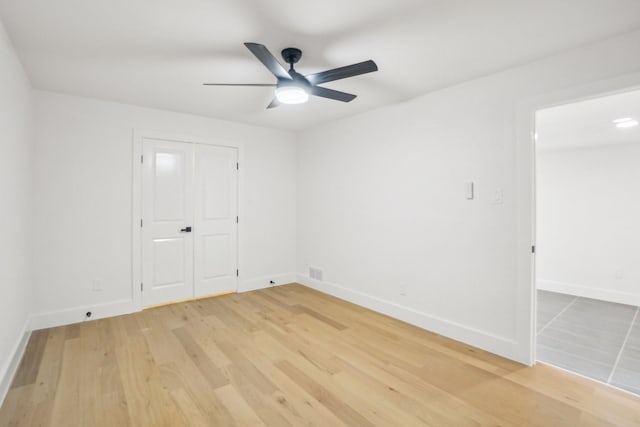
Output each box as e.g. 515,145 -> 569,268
180,226 -> 192,232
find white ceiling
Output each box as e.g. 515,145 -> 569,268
536,89 -> 640,152
2,0 -> 640,131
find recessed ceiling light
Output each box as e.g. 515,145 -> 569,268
616,120 -> 639,128
613,117 -> 633,124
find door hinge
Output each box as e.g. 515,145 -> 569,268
236,216 -> 238,224
141,155 -> 144,164
531,245 -> 536,254
140,219 -> 143,227
236,162 -> 239,170
236,269 -> 239,277
140,282 -> 144,291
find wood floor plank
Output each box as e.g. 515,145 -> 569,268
327,341 -> 509,426
93,320 -> 130,427
2,283 -> 640,426
49,338 -> 81,427
172,327 -> 229,389
224,364 -> 293,427
168,387 -> 214,427
114,334 -> 189,427
276,360 -> 375,427
29,326 -> 65,405
290,304 -> 347,331
157,361 -> 237,426
0,385 -> 35,427
213,384 -> 265,427
11,330 -> 49,388
217,330 -> 349,426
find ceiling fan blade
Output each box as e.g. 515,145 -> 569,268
202,83 -> 276,86
267,98 -> 280,109
244,43 -> 292,81
305,60 -> 378,85
310,86 -> 357,102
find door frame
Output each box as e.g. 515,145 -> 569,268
516,73 -> 640,365
132,129 -> 243,311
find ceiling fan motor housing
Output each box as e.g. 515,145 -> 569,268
281,47 -> 302,65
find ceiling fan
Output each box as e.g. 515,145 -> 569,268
203,43 -> 378,109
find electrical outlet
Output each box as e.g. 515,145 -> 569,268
309,266 -> 323,281
92,279 -> 102,292
399,284 -> 407,296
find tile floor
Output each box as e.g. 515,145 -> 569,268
537,290 -> 640,396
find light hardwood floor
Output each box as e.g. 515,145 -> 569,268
1,284 -> 639,426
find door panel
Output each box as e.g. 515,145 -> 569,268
153,238 -> 186,286
202,234 -> 230,279
203,157 -> 231,220
142,139 -> 194,307
194,144 -> 238,296
153,151 -> 187,221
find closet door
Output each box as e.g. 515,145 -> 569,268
193,144 -> 238,297
142,139 -> 195,307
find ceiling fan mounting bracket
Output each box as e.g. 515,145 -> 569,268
281,47 -> 302,65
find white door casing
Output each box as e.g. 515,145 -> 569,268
140,137 -> 238,307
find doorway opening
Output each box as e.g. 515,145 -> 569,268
534,89 -> 640,395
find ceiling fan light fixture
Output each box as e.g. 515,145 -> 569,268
275,85 -> 309,104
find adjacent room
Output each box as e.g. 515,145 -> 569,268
535,90 -> 640,395
1,1 -> 640,425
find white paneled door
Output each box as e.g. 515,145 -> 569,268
142,139 -> 238,307
194,144 -> 238,297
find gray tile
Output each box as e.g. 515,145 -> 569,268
537,292 -> 640,396
552,316 -> 634,341
549,316 -> 630,342
536,291 -> 575,332
537,345 -> 613,382
616,346 -> 640,371
624,320 -> 640,350
610,367 -> 640,394
538,290 -> 575,308
538,327 -> 622,364
563,298 -> 636,326
579,296 -> 636,311
611,382 -> 640,395
544,319 -> 629,346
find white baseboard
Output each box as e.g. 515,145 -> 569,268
0,317 -> 32,406
28,274 -> 298,331
29,299 -> 139,331
239,273 -> 297,293
296,275 -> 525,364
537,280 -> 640,307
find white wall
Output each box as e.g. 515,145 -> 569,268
297,30 -> 640,363
32,91 -> 297,327
0,19 -> 34,398
537,144 -> 640,306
